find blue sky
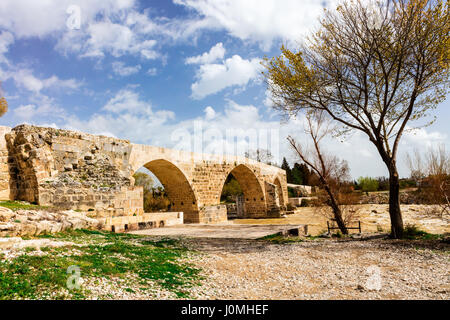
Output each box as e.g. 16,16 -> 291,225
0,0 -> 448,179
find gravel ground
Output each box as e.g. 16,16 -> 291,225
1,233 -> 448,300
184,238 -> 450,300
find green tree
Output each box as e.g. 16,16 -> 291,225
133,172 -> 154,192
220,175 -> 243,202
291,164 -> 304,185
357,177 -> 380,192
264,0 -> 450,238
281,157 -> 293,183
133,171 -> 171,212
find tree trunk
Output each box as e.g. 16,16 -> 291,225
324,184 -> 348,235
388,165 -> 404,239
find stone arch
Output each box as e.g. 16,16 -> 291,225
273,177 -> 285,207
135,159 -> 199,223
219,164 -> 266,218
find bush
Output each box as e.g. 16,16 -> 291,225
399,178 -> 417,189
287,187 -> 295,198
286,203 -> 295,211
402,224 -> 443,240
300,199 -> 312,207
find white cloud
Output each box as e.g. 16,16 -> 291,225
403,127 -> 447,147
0,0 -> 136,38
63,88 -> 175,144
186,42 -> 225,65
10,69 -> 81,93
14,104 -> 37,120
79,21 -> 159,60
174,0 -> 339,50
0,0 -> 168,61
112,62 -> 141,77
0,0 -> 338,61
103,89 -> 154,115
204,106 -> 216,120
14,94 -> 66,121
146,68 -> 158,76
0,31 -> 14,64
191,54 -> 262,99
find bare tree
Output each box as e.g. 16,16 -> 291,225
264,0 -> 449,238
245,148 -> 274,165
406,145 -> 450,216
288,111 -> 352,234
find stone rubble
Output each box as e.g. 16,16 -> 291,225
0,206 -> 103,237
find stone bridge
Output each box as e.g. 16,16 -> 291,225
0,125 -> 287,224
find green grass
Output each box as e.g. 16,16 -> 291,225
0,200 -> 49,212
402,224 -> 445,240
0,229 -> 202,300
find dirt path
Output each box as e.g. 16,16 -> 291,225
130,224 -> 307,239
184,238 -> 450,300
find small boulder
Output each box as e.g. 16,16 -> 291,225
0,222 -> 15,231
50,222 -> 63,233
68,218 -> 87,230
34,220 -> 54,235
0,207 -> 15,222
20,222 -> 38,236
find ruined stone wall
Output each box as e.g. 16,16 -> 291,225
5,125 -> 143,218
0,126 -> 12,200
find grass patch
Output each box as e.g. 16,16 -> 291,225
0,229 -> 202,300
402,224 -> 444,240
0,200 -> 49,212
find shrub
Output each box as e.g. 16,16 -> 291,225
402,224 -> 443,240
286,203 -> 295,211
300,199 -> 311,207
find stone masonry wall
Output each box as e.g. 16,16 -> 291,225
0,126 -> 12,200
5,125 -> 143,218
199,205 -> 228,224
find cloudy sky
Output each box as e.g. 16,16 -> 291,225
0,0 -> 448,179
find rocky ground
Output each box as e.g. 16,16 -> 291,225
1,233 -> 448,300
0,202 -> 448,300
186,237 -> 450,300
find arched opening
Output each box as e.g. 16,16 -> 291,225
219,164 -> 266,218
274,177 -> 285,207
133,159 -> 198,223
